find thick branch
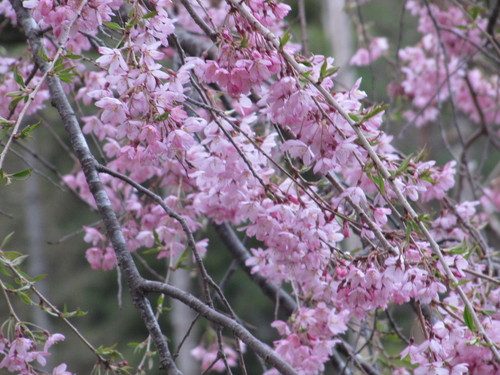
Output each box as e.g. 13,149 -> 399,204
140,279 -> 298,375
9,2 -> 181,373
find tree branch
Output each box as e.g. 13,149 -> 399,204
140,279 -> 298,375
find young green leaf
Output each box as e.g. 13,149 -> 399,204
38,48 -> 51,62
463,306 -> 477,332
0,117 -> 14,127
348,113 -> 360,122
10,168 -> 32,180
104,21 -> 122,31
20,122 -> 41,138
279,32 -> 291,49
1,232 -> 15,249
395,154 -> 413,177
13,67 -> 25,88
143,11 -> 158,19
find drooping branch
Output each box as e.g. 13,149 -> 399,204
9,2 -> 182,373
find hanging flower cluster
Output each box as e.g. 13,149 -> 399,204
1,0 -> 499,373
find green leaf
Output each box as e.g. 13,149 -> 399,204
59,70 -> 76,83
369,172 -> 385,195
482,310 -> 496,316
143,11 -> 158,19
447,242 -> 468,255
13,67 -> 25,88
0,117 -> 13,128
65,52 -> 82,60
173,248 -> 189,270
405,218 -> 419,242
53,58 -> 65,73
104,21 -> 122,31
469,6 -> 485,20
0,264 -> 11,277
30,274 -> 47,283
279,31 -> 291,49
395,154 -> 413,177
8,95 -> 25,111
239,34 -> 249,48
420,172 -> 437,184
463,306 -> 477,332
61,308 -> 87,318
319,60 -> 340,80
1,232 -> 15,248
324,66 -> 340,78
0,127 -> 10,142
414,146 -> 428,162
142,246 -> 163,255
6,91 -> 24,98
0,168 -> 10,186
320,59 -> 328,78
154,112 -> 170,122
10,168 -> 32,180
38,48 -> 51,62
1,250 -> 24,260
20,122 -> 41,138
17,291 -> 33,305
10,254 -> 29,266
348,113 -> 360,122
361,104 -> 388,122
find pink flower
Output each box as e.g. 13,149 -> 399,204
351,37 -> 388,66
96,47 -> 128,75
95,97 -> 128,125
191,342 -> 241,372
52,363 -> 72,375
44,334 -> 65,352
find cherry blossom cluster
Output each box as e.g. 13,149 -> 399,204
59,0 -> 498,372
0,331 -> 71,375
0,57 -> 49,119
399,275 -> 500,375
2,0 -> 500,373
391,1 -> 500,128
190,340 -> 243,372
